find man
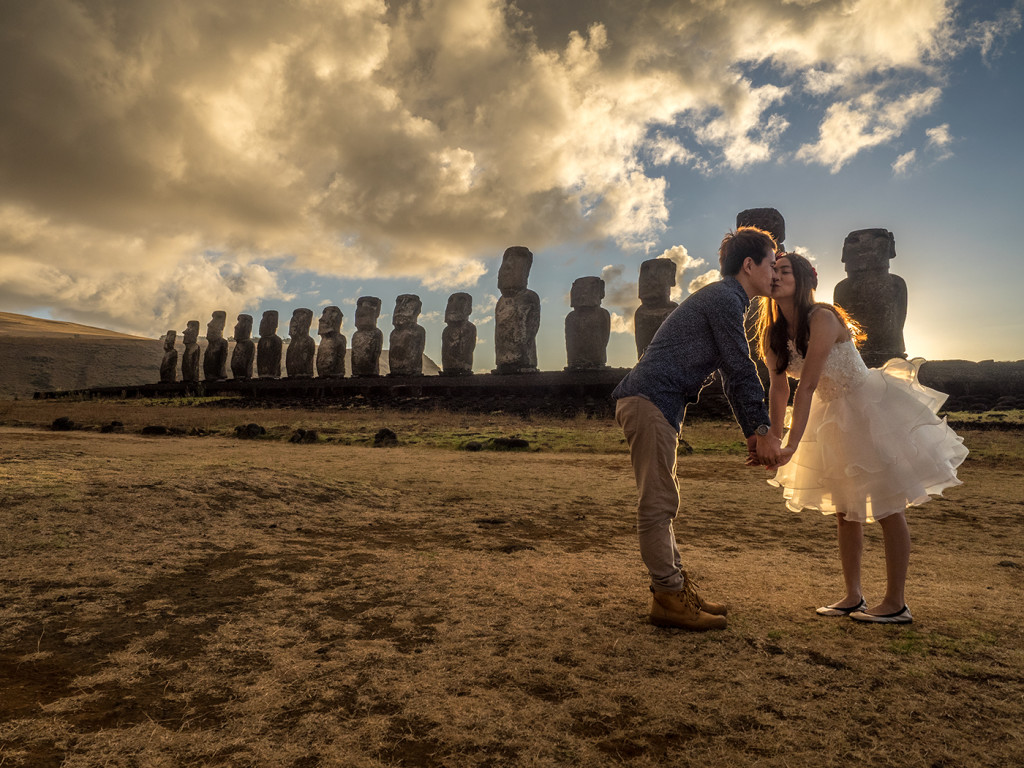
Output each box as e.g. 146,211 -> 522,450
612,227 -> 782,631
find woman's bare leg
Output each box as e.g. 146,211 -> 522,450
828,512 -> 864,608
868,511 -> 910,615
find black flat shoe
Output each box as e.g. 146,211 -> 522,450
815,598 -> 866,617
850,605 -> 913,624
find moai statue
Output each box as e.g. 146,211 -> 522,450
737,207 -> 785,249
388,294 -> 426,377
203,311 -> 229,381
230,314 -> 255,380
351,296 -> 383,377
737,208 -> 785,374
159,330 -> 178,383
565,276 -> 611,371
181,321 -> 201,383
493,246 -> 541,374
256,310 -> 283,379
834,228 -> 908,368
285,308 -> 316,378
634,258 -> 678,358
441,292 -> 476,376
316,305 -> 347,378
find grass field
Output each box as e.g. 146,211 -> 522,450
1,399 -> 1021,767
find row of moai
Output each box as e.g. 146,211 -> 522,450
160,246 -> 615,383
159,213 -> 909,383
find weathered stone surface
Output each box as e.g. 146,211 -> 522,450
289,428 -> 318,443
834,228 -> 907,368
374,428 -> 398,447
234,423 -> 266,438
737,207 -> 785,248
159,330 -> 178,383
257,310 -> 283,379
388,294 -> 426,377
231,314 -> 255,380
181,321 -> 201,383
316,306 -> 347,378
51,416 -> 75,431
565,276 -> 611,370
285,308 -> 316,378
634,258 -> 678,358
352,297 -> 384,377
203,311 -> 229,381
441,292 -> 476,376
494,246 -> 540,374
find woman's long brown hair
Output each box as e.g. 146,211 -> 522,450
757,252 -> 863,375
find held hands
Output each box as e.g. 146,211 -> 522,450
744,434 -> 795,470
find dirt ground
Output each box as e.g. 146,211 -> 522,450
1,403 -> 1022,767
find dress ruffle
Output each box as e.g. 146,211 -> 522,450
769,357 -> 968,523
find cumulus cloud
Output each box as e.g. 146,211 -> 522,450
0,0 -> 1012,334
688,269 -> 720,295
925,123 -> 955,161
600,244 -> 708,332
892,149 -> 918,176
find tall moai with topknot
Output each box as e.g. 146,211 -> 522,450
441,292 -> 476,376
257,310 -> 283,379
285,308 -> 316,378
494,246 -> 541,374
181,321 -> 201,383
834,228 -> 908,368
231,314 -> 255,380
388,294 -> 426,377
160,330 -> 178,383
737,207 -> 785,373
634,258 -> 678,358
565,276 -> 611,370
203,311 -> 229,381
351,297 -> 383,377
316,306 -> 347,378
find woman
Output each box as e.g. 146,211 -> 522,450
757,252 -> 968,624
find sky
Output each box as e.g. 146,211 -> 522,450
2,0 -> 1022,372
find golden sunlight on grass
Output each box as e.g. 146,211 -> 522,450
0,401 -> 1021,767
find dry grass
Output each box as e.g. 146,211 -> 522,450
1,400 -> 1022,767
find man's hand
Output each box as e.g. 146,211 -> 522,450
763,446 -> 796,471
745,435 -> 759,466
755,433 -> 783,466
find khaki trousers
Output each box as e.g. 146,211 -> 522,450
615,395 -> 685,592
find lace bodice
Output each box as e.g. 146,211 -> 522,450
787,339 -> 870,401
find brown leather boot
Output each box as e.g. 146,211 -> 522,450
681,571 -> 728,616
649,588 -> 727,631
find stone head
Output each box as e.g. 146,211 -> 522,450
737,207 -> 785,249
355,296 -> 382,330
318,306 -> 343,336
570,276 -> 605,308
206,310 -> 227,341
497,246 -> 533,296
289,308 -> 314,337
638,259 -> 677,304
445,293 -> 473,323
393,294 -> 422,328
183,321 -> 200,345
259,310 -> 279,337
234,314 -> 253,341
163,330 -> 177,350
842,228 -> 895,273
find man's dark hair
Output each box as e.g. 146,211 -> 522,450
718,227 -> 777,277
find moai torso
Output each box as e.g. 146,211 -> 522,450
566,276 -> 611,370
737,208 -> 785,373
633,259 -> 678,358
256,311 -> 283,378
181,321 -> 201,383
286,309 -> 316,378
316,306 -> 347,378
230,314 -> 255,380
494,246 -> 541,374
441,292 -> 476,376
159,330 -> 178,383
834,228 -> 908,368
388,294 -> 426,376
203,311 -> 229,381
351,297 -> 383,377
